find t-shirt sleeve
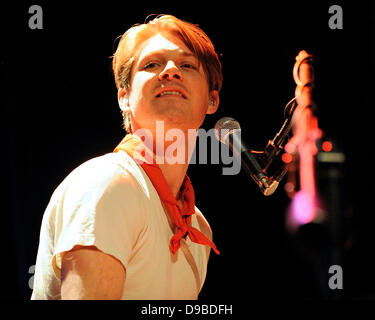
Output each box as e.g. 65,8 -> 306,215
51,161 -> 145,279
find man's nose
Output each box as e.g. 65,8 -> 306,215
159,61 -> 183,81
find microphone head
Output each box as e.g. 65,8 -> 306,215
214,117 -> 241,144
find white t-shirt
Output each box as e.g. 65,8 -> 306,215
31,150 -> 213,300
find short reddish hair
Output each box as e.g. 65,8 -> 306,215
112,14 -> 223,131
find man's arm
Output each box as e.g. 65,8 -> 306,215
61,245 -> 126,300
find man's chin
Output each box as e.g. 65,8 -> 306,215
155,107 -> 192,129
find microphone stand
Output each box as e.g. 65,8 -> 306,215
248,97 -> 298,196
238,51 -> 318,198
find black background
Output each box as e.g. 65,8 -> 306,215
1,0 -> 374,301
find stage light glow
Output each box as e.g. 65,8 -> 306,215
290,190 -> 316,224
281,153 -> 293,164
322,140 -> 333,152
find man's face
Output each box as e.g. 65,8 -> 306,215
119,33 -> 219,133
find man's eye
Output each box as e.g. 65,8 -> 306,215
181,63 -> 196,69
144,62 -> 159,70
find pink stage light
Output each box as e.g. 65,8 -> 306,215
290,190 -> 316,225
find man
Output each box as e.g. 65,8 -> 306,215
31,14 -> 223,300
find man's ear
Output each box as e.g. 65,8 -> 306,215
118,88 -> 131,112
207,90 -> 220,114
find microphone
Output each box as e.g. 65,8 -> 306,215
215,117 -> 280,196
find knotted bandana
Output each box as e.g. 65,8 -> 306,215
114,134 -> 220,255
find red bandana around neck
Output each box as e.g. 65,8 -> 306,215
114,134 -> 220,255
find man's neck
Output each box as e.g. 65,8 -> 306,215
133,126 -> 197,200
158,162 -> 189,200
156,128 -> 194,200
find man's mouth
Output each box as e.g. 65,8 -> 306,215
155,88 -> 187,99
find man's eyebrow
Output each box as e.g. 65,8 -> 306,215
180,51 -> 196,58
138,50 -> 197,63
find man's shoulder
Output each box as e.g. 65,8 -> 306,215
66,151 -> 140,183
51,151 -> 146,202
